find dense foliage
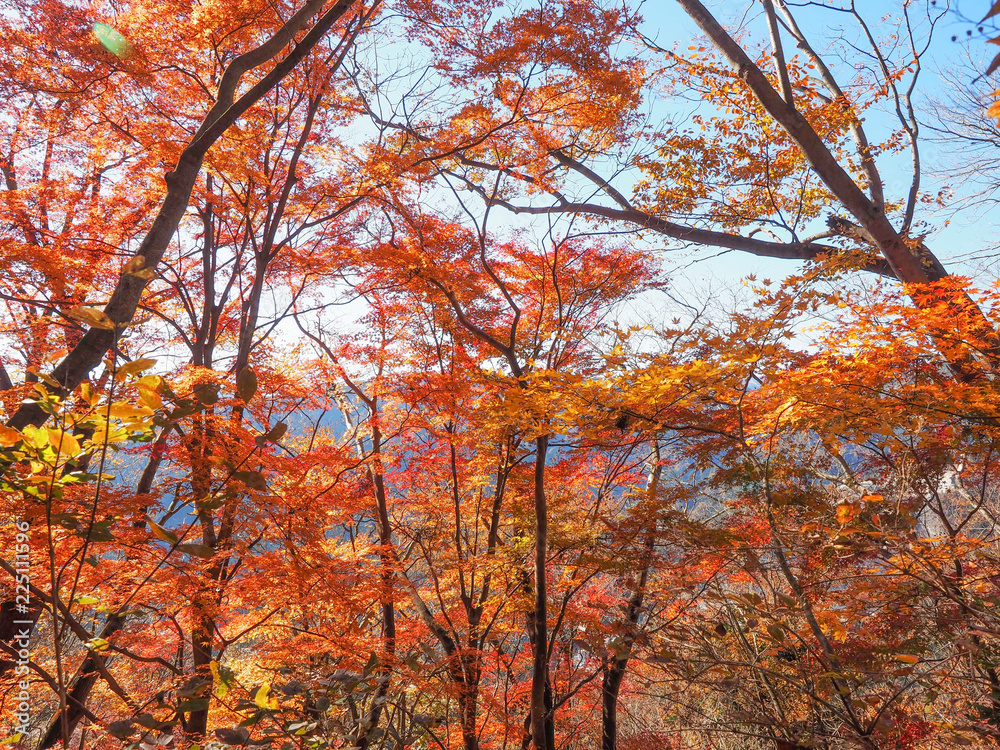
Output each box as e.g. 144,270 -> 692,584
4,1 -> 1000,749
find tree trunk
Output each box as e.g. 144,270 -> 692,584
530,434 -> 552,750
601,661 -> 626,750
38,614 -> 125,749
450,660 -> 480,750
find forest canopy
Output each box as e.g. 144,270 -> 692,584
5,1 -> 1000,749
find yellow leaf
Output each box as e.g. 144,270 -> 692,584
90,424 -> 128,447
254,681 -> 277,709
0,426 -> 21,447
122,255 -> 147,274
210,660 -> 229,699
136,374 -> 163,389
117,358 -> 157,377
107,404 -> 154,421
138,386 -> 162,410
47,429 -> 81,457
66,306 -> 115,330
23,426 -> 48,448
79,382 -> 97,406
836,502 -> 858,525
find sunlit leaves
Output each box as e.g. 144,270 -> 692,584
66,306 -> 115,330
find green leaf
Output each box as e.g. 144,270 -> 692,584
215,727 -> 250,745
146,517 -> 178,544
193,382 -> 220,405
85,521 -> 115,543
237,367 -> 258,402
157,380 -> 178,400
93,22 -> 133,58
776,593 -> 797,609
106,721 -> 133,739
177,543 -> 214,559
178,698 -> 210,713
362,651 -> 379,677
133,714 -> 166,730
238,711 -> 266,727
197,494 -> 224,510
234,470 -> 267,490
53,513 -> 80,530
264,422 -> 287,443
169,403 -> 199,420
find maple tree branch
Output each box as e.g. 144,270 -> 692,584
548,148 -> 633,211
761,0 -> 794,106
39,615 -> 136,749
0,642 -> 102,727
0,360 -> 13,391
0,153 -> 42,247
847,4 -> 922,231
425,275 -> 522,370
752,413 -> 874,746
194,0 -> 335,142
542,148 -> 899,275
365,89 -> 895,279
0,566 -> 141,737
673,0 -> 938,286
439,149 -> 896,277
826,215 -> 877,246
454,174 -> 895,277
